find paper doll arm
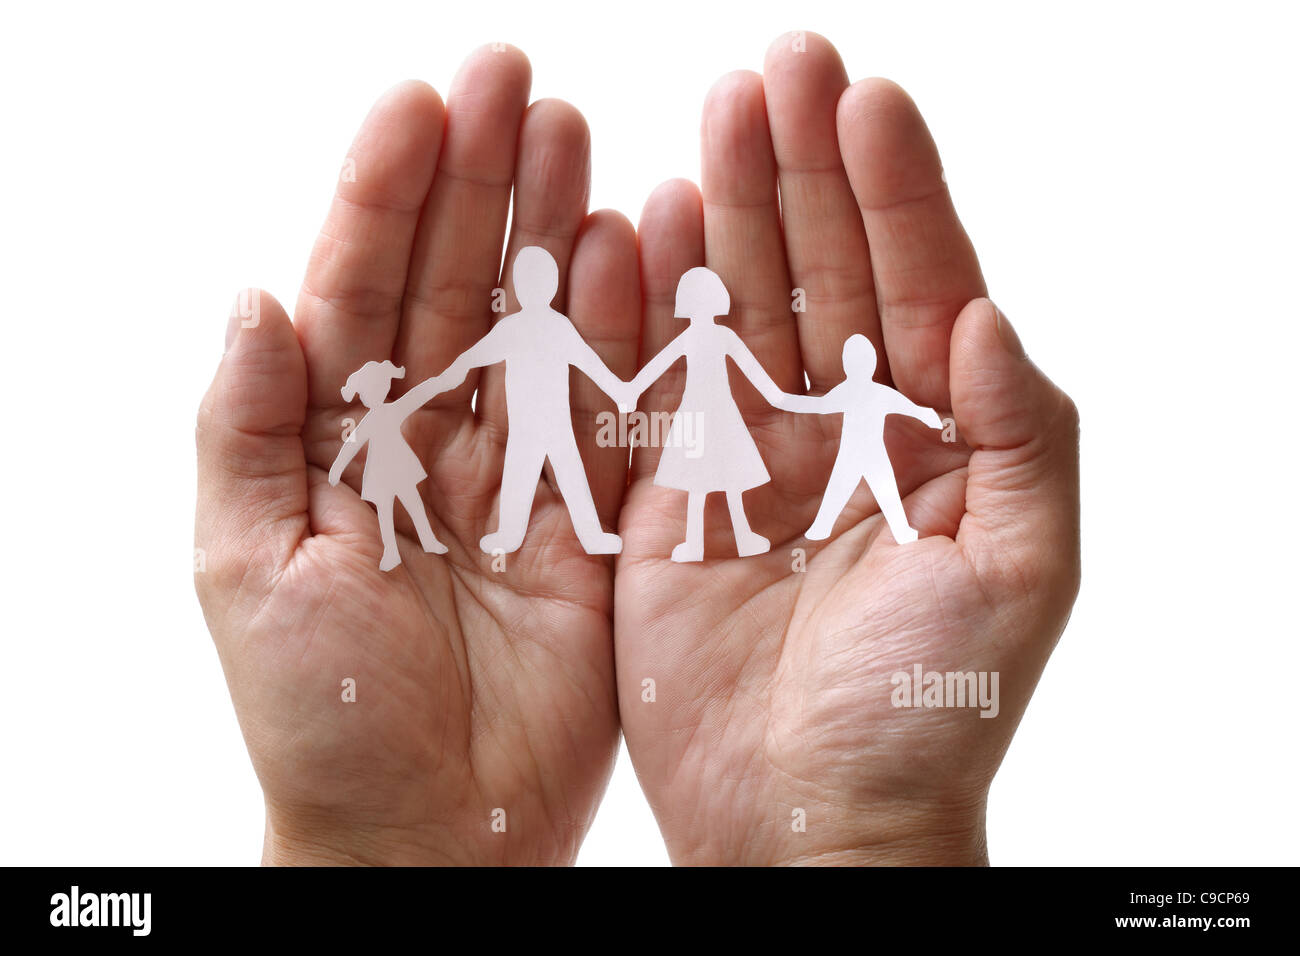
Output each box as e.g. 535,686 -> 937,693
724,328 -> 795,410
328,416 -> 369,486
889,388 -> 944,429
391,374 -> 448,419
566,322 -> 635,406
626,334 -> 686,403
774,386 -> 840,415
439,323 -> 510,388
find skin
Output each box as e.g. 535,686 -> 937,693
196,47 -> 643,865
195,35 -> 1080,866
615,33 -> 1079,865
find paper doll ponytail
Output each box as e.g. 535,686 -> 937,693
341,360 -> 405,402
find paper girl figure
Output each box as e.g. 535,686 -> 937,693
777,334 -> 942,543
626,267 -> 790,563
328,360 -> 450,571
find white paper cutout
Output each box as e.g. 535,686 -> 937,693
332,253 -> 941,570
778,334 -> 943,544
627,266 -> 792,562
328,360 -> 450,571
438,246 -> 626,557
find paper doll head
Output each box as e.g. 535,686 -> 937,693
341,359 -> 405,408
842,333 -> 878,378
674,266 -> 729,322
513,245 -> 559,308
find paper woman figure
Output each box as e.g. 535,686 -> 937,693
328,360 -> 450,571
626,267 -> 790,562
777,334 -> 942,543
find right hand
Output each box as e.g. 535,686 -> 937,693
615,34 -> 1080,865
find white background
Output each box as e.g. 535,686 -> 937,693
1,0 -> 1296,866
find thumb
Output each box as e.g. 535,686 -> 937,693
195,289 -> 309,599
949,298 -> 1080,599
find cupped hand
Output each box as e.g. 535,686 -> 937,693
195,48 -> 642,865
615,33 -> 1080,865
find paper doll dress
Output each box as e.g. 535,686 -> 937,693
654,323 -> 770,495
356,403 -> 427,503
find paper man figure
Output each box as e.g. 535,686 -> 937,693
438,246 -> 627,555
778,334 -> 942,543
627,267 -> 789,563
328,360 -> 450,571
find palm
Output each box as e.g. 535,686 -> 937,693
197,51 -> 643,864
619,414 -> 990,864
231,457 -> 620,864
615,36 -> 1078,865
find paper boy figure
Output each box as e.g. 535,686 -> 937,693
778,334 -> 942,543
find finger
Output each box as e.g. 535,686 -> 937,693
701,70 -> 803,396
630,178 -> 705,483
196,291 -> 308,598
476,98 -> 592,440
397,45 -> 532,396
838,78 -> 985,409
294,81 -> 446,411
763,32 -> 884,392
566,210 -> 642,526
950,299 -> 1080,601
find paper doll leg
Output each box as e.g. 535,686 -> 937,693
375,496 -> 402,571
726,490 -> 770,557
549,433 -> 621,555
864,460 -> 918,545
807,453 -> 862,540
671,492 -> 707,563
397,487 -> 448,555
480,437 -> 546,555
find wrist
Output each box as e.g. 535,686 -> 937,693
668,791 -> 990,867
261,811 -> 477,867
777,812 -> 989,866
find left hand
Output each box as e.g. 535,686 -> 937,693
196,48 -> 642,865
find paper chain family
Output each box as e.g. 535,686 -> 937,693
329,246 -> 943,571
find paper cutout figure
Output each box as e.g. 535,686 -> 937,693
626,267 -> 789,563
329,360 -> 450,571
778,334 -> 942,544
331,252 -> 941,571
437,246 -> 627,556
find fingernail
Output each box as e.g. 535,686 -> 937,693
991,300 -> 1026,359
